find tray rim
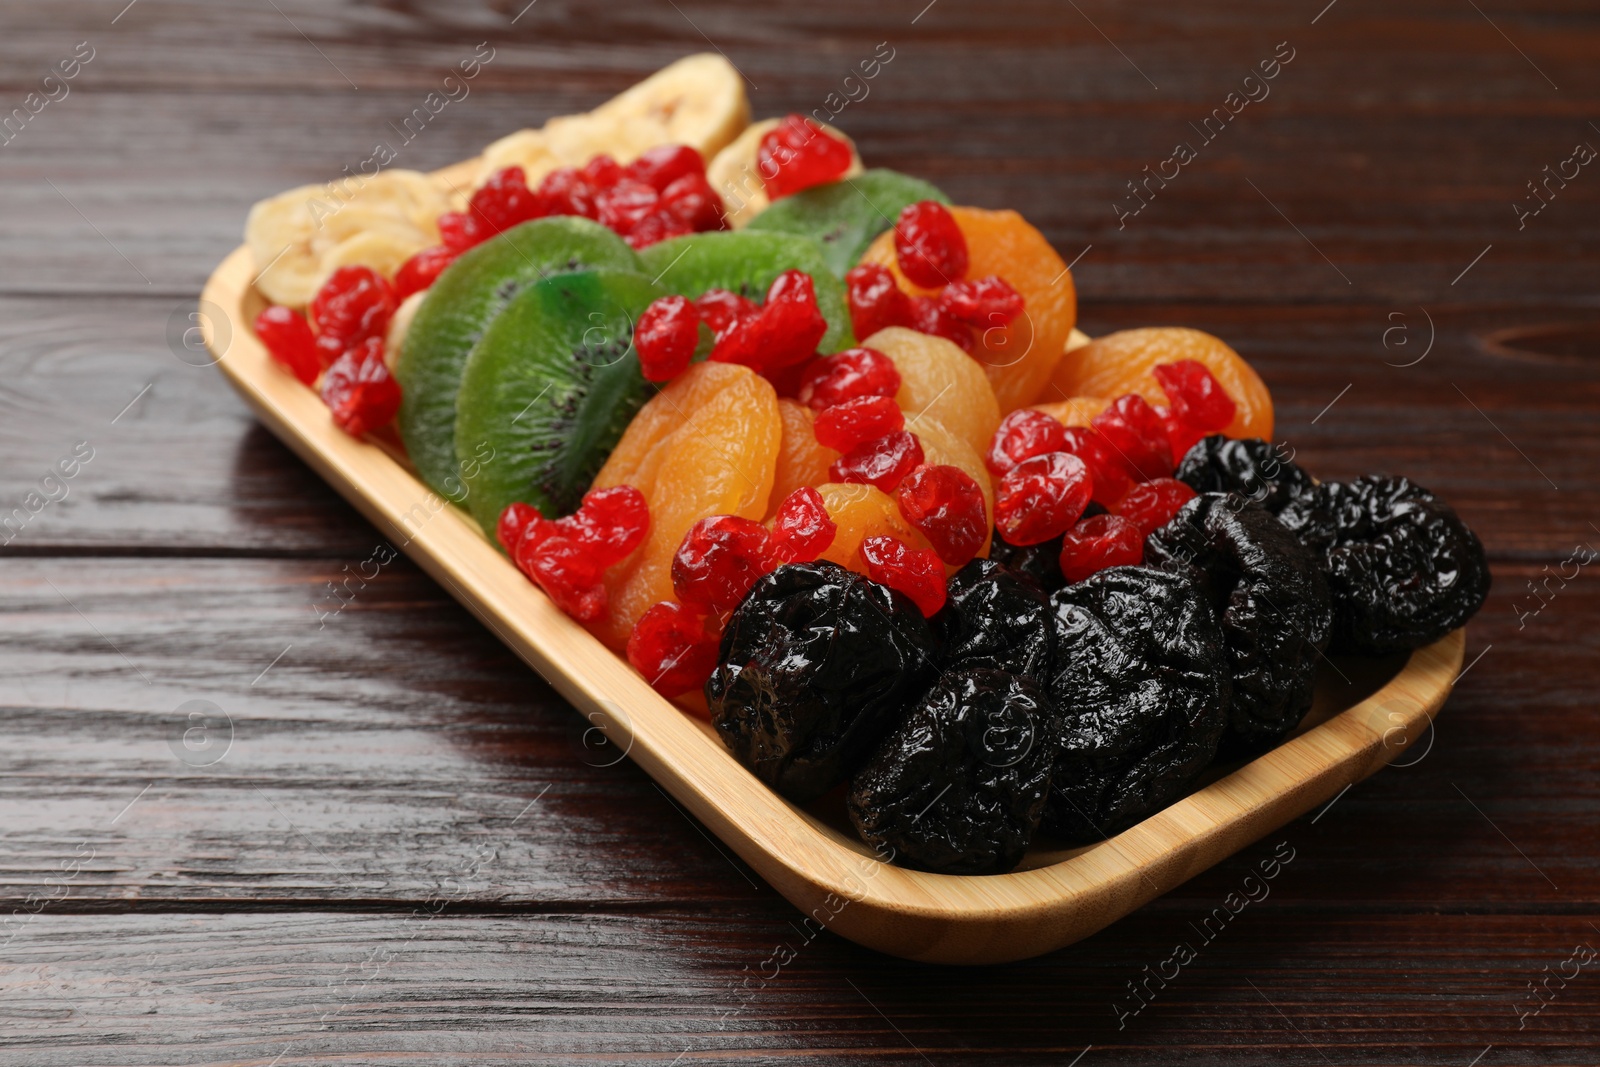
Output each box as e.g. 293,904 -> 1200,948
201,237 -> 1463,965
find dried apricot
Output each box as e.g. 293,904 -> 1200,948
863,326 -> 1000,458
768,399 -> 839,511
1047,327 -> 1274,441
861,207 -> 1078,413
815,482 -> 933,574
1031,395 -> 1108,429
589,362 -> 781,648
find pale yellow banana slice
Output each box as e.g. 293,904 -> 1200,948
384,290 -> 427,369
707,118 -> 864,229
245,169 -> 451,306
475,53 -> 750,187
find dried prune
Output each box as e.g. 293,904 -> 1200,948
708,560 -> 939,802
1145,493 -> 1333,753
848,668 -> 1058,875
1175,435 -> 1316,518
1044,566 -> 1229,843
986,504 -> 1107,595
934,559 -> 1055,678
1305,475 -> 1490,656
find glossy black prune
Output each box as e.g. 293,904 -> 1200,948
1043,566 -> 1230,843
1307,475 -> 1491,656
848,668 -> 1058,875
1145,493 -> 1333,753
1175,435 -> 1316,517
707,560 -> 939,802
934,559 -> 1054,678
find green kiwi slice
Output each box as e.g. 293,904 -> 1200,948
637,230 -> 855,354
745,168 -> 951,277
452,268 -> 664,536
395,217 -> 641,499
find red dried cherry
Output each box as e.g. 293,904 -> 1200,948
470,166 -> 544,235
939,275 -> 1024,329
911,296 -> 975,354
635,295 -> 701,382
1091,393 -> 1175,482
660,173 -> 726,232
696,288 -> 757,336
497,501 -> 543,554
770,486 -> 837,563
311,266 -> 396,349
758,114 -> 854,199
627,601 -> 721,697
522,536 -> 607,621
597,178 -> 660,235
320,336 -> 401,437
1059,426 -> 1133,508
1153,360 -> 1236,432
830,430 -> 925,493
994,451 -> 1092,546
711,270 -> 827,372
672,515 -> 777,614
255,305 -> 320,385
535,166 -> 598,220
1112,477 -> 1196,539
580,154 -> 625,190
559,486 -> 651,565
1058,513 -> 1144,583
797,347 -> 901,410
393,245 -> 458,301
813,395 -> 905,452
622,211 -> 693,250
860,535 -> 947,617
986,408 -> 1067,475
895,201 -> 968,288
896,464 -> 988,566
624,145 -> 705,191
437,210 -> 484,252
845,262 -> 916,341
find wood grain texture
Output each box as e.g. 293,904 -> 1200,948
1,0 -> 1597,1057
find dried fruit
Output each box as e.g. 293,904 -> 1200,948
936,558 -> 1054,677
596,178 -> 662,235
254,305 -> 320,385
1059,426 -> 1133,507
659,173 -> 727,233
896,463 -> 988,567
1057,513 -> 1144,583
770,486 -> 837,563
988,531 -> 1067,594
625,144 -> 706,192
894,200 -> 969,288
1044,566 -> 1230,843
846,262 -> 917,340
865,326 -> 1001,458
848,668 -> 1058,875
438,211 -> 485,252
536,166 -> 599,220
393,245 -> 459,301
797,347 -> 901,411
321,336 -> 401,437
939,275 -> 1024,329
671,514 -> 777,614
580,154 -> 625,190
1145,493 -> 1333,753
695,287 -> 757,335
769,400 -> 838,505
635,295 -> 702,382
627,601 -> 721,698
1112,477 -> 1197,538
986,409 -> 1068,476
813,395 -> 905,452
1154,360 -> 1235,432
1175,435 -> 1317,520
858,535 -> 946,617
709,560 -> 939,801
559,485 -> 651,566
830,430 -> 925,493
910,295 -> 975,354
995,452 -> 1092,546
758,115 -> 855,199
1091,393 -> 1174,483
814,482 -> 932,574
311,266 -> 396,349
471,166 -> 545,235
710,269 -> 828,372
497,501 -> 543,555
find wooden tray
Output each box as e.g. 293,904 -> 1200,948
202,236 -> 1464,965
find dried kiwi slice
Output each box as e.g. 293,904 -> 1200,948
747,168 -> 951,277
453,268 -> 664,535
395,218 -> 641,499
637,230 -> 855,354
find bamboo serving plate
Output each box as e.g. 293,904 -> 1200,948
202,181 -> 1464,964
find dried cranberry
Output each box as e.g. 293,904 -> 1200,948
1059,426 -> 1134,508
1058,513 -> 1144,583
986,409 -> 1068,476
939,275 -> 1024,329
320,336 -> 400,437
623,211 -> 694,249
672,515 -> 777,614
897,464 -> 988,566
558,485 -> 650,566
624,144 -> 705,191
1091,393 -> 1174,482
696,288 -> 757,336
846,262 -> 916,341
813,395 -> 905,452
995,451 -> 1092,546
911,296 -> 975,354
830,430 -> 925,493
522,535 -> 607,621
1153,360 -> 1236,432
770,487 -> 837,563
758,114 -> 854,199
635,295 -> 701,382
797,347 -> 901,411
860,535 -> 947,617
497,501 -> 542,554
1113,477 -> 1197,538
660,173 -> 726,231
535,167 -> 598,220
393,245 -> 458,301
470,166 -> 544,235
895,201 -> 968,288
254,305 -> 320,385
597,178 -> 661,235
437,210 -> 484,252
1160,408 -> 1211,470
580,154 -> 625,190
711,270 -> 827,372
311,266 -> 396,349
627,601 -> 722,697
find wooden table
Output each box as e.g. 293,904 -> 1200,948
3,2 -> 1597,1063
